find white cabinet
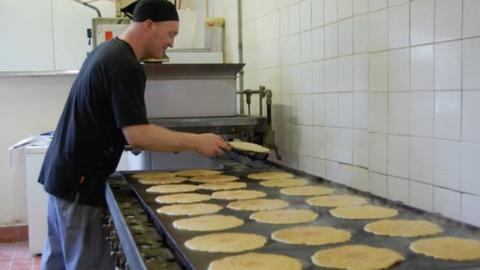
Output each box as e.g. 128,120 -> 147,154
25,146 -> 49,255
0,0 -> 54,72
0,0 -> 115,72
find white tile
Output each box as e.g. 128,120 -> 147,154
325,93 -> 339,126
411,45 -> 434,91
313,93 -> 326,126
338,0 -> 353,19
338,19 -> 353,56
368,9 -> 388,52
289,3 -> 301,35
369,52 -> 388,92
463,38 -> 480,90
354,129 -> 369,167
290,34 -> 301,65
353,0 -> 369,15
312,0 -> 325,28
325,59 -> 339,92
410,181 -> 434,212
291,95 -> 301,124
338,164 -> 352,185
435,0 -> 461,42
388,135 -> 409,178
312,60 -> 326,92
326,127 -> 340,160
435,41 -> 461,91
410,0 -> 434,45
462,91 -> 480,143
388,4 -> 409,49
325,0 -> 338,24
389,0 -> 409,6
433,140 -> 460,190
300,31 -> 312,64
353,54 -> 369,91
299,155 -> 315,174
301,63 -> 313,93
388,176 -> 410,204
368,93 -> 387,133
369,0 -> 387,11
312,158 -> 326,178
388,92 -> 410,135
353,92 -> 368,129
300,94 -> 314,125
313,127 -> 326,158
353,14 -> 369,53
461,194 -> 480,227
433,187 -> 461,220
463,0 -> 480,38
325,160 -> 340,181
369,172 -> 388,198
300,0 -> 312,32
339,128 -> 353,163
409,137 -> 433,184
369,132 -> 387,174
280,37 -> 290,65
410,92 -> 434,137
434,92 -> 461,140
290,65 -> 302,93
325,23 -> 338,58
312,27 -> 325,61
338,92 -> 353,127
338,56 -> 353,91
351,167 -> 369,192
460,142 -> 480,196
388,48 -> 410,92
299,126 -> 314,157
280,7 -> 290,38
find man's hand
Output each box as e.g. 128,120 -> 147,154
194,133 -> 231,157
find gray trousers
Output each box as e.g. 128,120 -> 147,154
40,194 -> 115,270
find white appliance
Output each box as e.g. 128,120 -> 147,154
24,142 -> 131,255
25,144 -> 49,255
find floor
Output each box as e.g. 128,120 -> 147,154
0,242 -> 40,270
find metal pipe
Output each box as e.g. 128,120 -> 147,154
73,0 -> 102,17
237,0 -> 244,114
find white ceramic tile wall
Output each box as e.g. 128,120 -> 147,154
243,0 -> 480,227
387,176 -> 410,204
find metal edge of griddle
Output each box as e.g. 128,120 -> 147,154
144,63 -> 245,79
106,182 -> 148,270
148,116 -> 261,128
127,181 -> 196,270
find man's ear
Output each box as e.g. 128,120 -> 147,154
143,20 -> 154,32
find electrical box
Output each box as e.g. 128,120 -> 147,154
92,17 -> 130,48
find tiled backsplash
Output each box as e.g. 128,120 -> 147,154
242,0 -> 480,227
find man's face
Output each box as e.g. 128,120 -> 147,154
145,20 -> 179,59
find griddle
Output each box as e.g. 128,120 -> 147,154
121,161 -> 480,270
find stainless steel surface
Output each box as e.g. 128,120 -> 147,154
149,116 -> 258,128
0,70 -> 78,78
144,64 -> 244,118
237,0 -> 244,114
144,63 -> 244,79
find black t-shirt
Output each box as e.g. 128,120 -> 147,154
38,37 -> 148,206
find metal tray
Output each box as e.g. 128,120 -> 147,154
124,164 -> 480,270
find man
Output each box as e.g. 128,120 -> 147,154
38,0 -> 230,269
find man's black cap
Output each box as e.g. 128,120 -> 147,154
121,0 -> 179,22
